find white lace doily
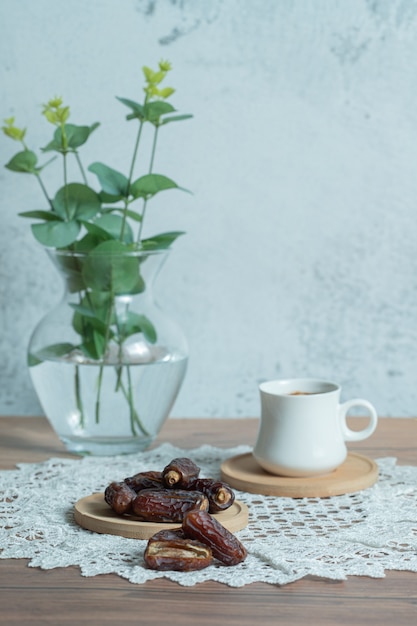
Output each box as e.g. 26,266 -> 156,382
1,443 -> 417,587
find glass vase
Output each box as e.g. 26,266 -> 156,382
28,247 -> 188,455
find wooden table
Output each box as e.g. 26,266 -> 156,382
0,416 -> 416,626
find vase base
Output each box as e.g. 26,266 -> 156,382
60,434 -> 155,456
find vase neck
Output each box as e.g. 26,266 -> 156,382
45,248 -> 169,296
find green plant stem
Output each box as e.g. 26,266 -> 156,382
112,309 -> 146,435
95,292 -> 115,423
115,365 -> 123,392
114,121 -> 161,430
35,173 -> 54,209
60,123 -> 70,218
74,280 -> 89,429
120,120 -> 145,242
137,124 -> 159,243
127,364 -> 150,436
95,366 -> 104,425
74,365 -> 85,428
117,366 -> 150,437
63,151 -> 70,219
74,151 -> 88,185
148,125 -> 159,172
128,120 -> 145,184
114,314 -> 125,391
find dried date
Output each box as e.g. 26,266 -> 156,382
147,528 -> 186,541
182,510 -> 247,566
144,529 -> 212,571
162,457 -> 200,488
132,488 -> 209,523
187,478 -> 235,513
124,470 -> 163,493
104,481 -> 136,515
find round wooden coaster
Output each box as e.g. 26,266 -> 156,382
74,493 -> 249,539
221,452 -> 378,498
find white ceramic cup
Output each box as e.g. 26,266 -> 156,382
253,378 -> 378,477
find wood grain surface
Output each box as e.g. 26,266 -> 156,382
221,451 -> 378,497
74,493 -> 248,539
0,415 -> 416,626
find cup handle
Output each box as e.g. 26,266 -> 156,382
339,399 -> 378,442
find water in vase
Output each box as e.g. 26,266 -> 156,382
30,353 -> 187,455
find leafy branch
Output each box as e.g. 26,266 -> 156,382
2,60 -> 192,434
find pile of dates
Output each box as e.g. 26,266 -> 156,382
104,457 -> 247,571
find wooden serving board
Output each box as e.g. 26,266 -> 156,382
221,452 -> 378,498
74,493 -> 249,540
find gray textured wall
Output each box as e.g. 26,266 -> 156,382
1,0 -> 416,418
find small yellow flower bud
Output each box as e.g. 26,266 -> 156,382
43,109 -> 58,124
158,59 -> 172,72
143,66 -> 156,84
42,97 -> 70,126
48,96 -> 63,108
158,87 -> 175,99
142,66 -> 166,86
57,106 -> 70,124
2,117 -> 26,142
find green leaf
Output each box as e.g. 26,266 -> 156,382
93,214 -> 134,243
116,97 -> 145,121
108,207 -> 142,223
79,339 -> 100,361
144,101 -> 176,124
50,252 -> 86,293
119,311 -> 157,343
19,210 -> 58,221
70,303 -> 100,320
130,173 -> 181,199
160,114 -> 193,126
92,329 -> 107,359
82,240 -> 142,294
40,137 -> 61,152
70,303 -> 112,335
141,231 -> 185,250
88,162 -> 129,197
72,291 -> 113,337
79,330 -> 108,361
5,150 -> 38,173
80,220 -> 114,242
31,219 -> 80,247
29,342 -> 76,366
42,122 -> 100,152
52,183 -> 101,221
137,315 -> 157,343
71,291 -> 114,360
73,233 -> 104,253
66,122 -> 99,149
98,190 -> 123,204
130,274 -> 146,294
